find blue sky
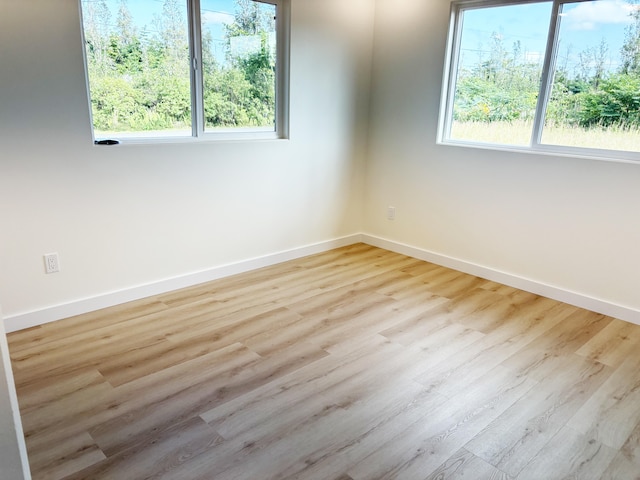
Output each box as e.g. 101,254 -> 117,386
459,0 -> 638,75
83,0 -> 241,61
123,0 -> 238,26
82,0 -> 235,43
126,0 -> 237,40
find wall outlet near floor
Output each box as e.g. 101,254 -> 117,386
387,206 -> 396,220
44,253 -> 60,274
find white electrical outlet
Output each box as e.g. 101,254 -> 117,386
387,206 -> 396,220
44,253 -> 60,274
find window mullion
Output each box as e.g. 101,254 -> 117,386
442,4 -> 464,141
531,0 -> 562,148
188,0 -> 205,137
275,1 -> 290,138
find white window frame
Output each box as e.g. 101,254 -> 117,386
438,0 -> 640,164
80,0 -> 290,144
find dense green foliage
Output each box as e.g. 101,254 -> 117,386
454,37 -> 541,123
82,0 -> 276,133
453,9 -> 640,131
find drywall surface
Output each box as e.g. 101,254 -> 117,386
365,0 -> 640,314
0,0 -> 374,319
0,306 -> 30,479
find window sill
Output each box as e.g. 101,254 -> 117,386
93,129 -> 287,146
437,139 -> 640,166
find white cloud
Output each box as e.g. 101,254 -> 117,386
562,0 -> 637,30
201,11 -> 234,25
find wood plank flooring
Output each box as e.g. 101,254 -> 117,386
7,243 -> 640,479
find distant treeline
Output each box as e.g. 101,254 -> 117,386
454,10 -> 640,129
83,0 -> 275,132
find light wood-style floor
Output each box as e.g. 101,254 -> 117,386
8,244 -> 640,480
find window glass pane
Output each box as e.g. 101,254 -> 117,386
542,0 -> 640,151
201,0 -> 277,132
81,0 -> 192,138
448,2 -> 552,146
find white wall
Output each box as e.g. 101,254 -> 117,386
365,0 -> 640,318
0,0 -> 375,324
0,306 -> 30,479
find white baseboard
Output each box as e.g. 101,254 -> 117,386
5,232 -> 639,332
4,234 -> 363,333
362,234 -> 640,326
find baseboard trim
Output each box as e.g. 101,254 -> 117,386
6,232 -> 639,332
361,234 -> 640,326
4,234 -> 363,333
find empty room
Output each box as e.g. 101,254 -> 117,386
1,0 -> 640,478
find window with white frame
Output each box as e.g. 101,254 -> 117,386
80,0 -> 289,142
439,0 -> 640,160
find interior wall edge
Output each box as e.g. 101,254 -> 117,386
4,234 -> 363,333
361,234 -> 640,326
0,305 -> 31,479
